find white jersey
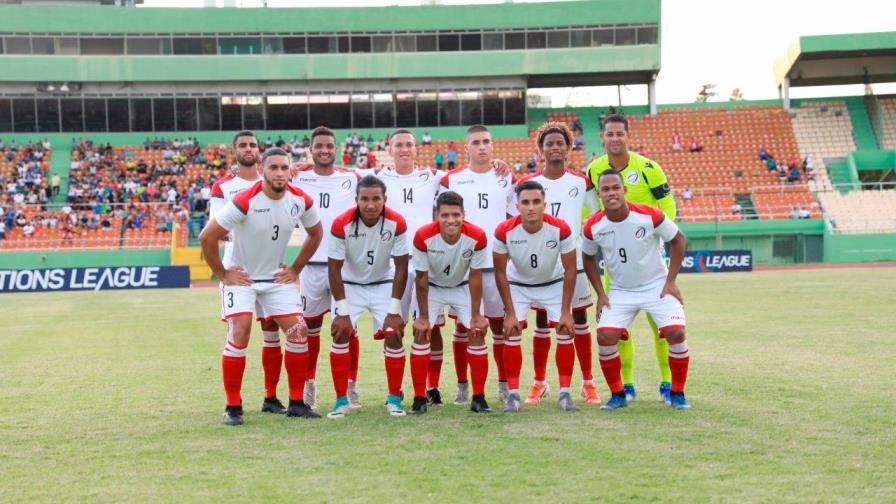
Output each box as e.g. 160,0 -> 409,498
493,214 -> 575,286
358,166 -> 444,239
328,206 -> 409,285
210,173 -> 260,265
291,165 -> 360,265
582,203 -> 680,291
215,181 -> 320,281
412,221 -> 487,288
438,166 -> 516,269
516,169 -> 598,239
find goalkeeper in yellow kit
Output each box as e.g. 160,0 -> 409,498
586,113 -> 677,404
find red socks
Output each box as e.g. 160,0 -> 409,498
306,326 -> 321,380
668,340 -> 690,393
503,335 -> 523,392
452,330 -> 469,383
410,343 -> 431,398
573,323 -> 593,381
283,339 -> 309,402
427,349 -> 443,390
260,321 -> 282,399
493,335 -> 506,382
555,334 -> 575,389
349,333 -> 360,383
598,343 -> 623,394
222,339 -> 247,406
532,328 -> 551,382
329,341 -> 350,399
467,345 -> 489,396
384,346 -> 406,397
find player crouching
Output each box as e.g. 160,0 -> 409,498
582,169 -> 691,411
200,148 -> 324,425
412,191 -> 492,413
327,175 -> 411,418
493,180 -> 579,413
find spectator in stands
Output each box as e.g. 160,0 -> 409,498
514,160 -> 523,174
681,188 -> 693,201
342,150 -> 353,167
573,132 -> 585,151
572,118 -> 584,133
766,157 -> 777,171
688,137 -> 704,153
0,220 -> 5,240
788,166 -> 801,184
798,207 -> 811,219
155,206 -> 169,232
672,132 -> 682,151
434,149 -> 444,171
803,155 -> 813,173
23,221 -> 35,237
366,150 -> 376,170
526,157 -> 537,173
790,206 -> 800,219
732,202 -> 742,216
359,142 -> 369,157
447,147 -> 458,170
758,148 -> 769,161
421,132 -> 432,146
51,173 -> 60,197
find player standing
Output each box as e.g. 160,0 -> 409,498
517,122 -> 601,405
326,175 -> 410,418
438,125 -> 516,405
412,191 -> 491,413
290,126 -> 361,410
200,148 -> 324,425
582,169 -> 691,411
586,114 -> 678,404
493,180 -> 578,412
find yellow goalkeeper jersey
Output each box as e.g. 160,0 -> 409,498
586,151 -> 677,220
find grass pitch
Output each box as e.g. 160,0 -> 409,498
1,268 -> 894,502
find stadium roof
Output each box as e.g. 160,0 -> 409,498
774,32 -> 896,88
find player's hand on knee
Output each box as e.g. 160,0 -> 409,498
331,315 -> 354,339
596,294 -> 611,316
555,312 -> 575,337
661,280 -> 683,305
274,262 -> 299,284
502,313 -> 521,338
412,317 -> 431,342
470,314 -> 489,338
383,314 -> 405,337
223,266 -> 253,286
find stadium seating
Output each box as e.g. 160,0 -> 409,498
790,101 -> 855,192
877,97 -> 896,150
817,189 -> 896,233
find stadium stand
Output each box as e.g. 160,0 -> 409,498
790,101 -> 855,191
878,97 -> 896,150
818,189 -> 896,233
0,139 -> 53,210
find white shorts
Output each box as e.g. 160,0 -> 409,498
533,271 -> 594,313
221,282 -> 302,322
338,282 -> 398,336
481,271 -> 504,320
219,281 -> 269,321
409,270 -> 446,327
511,282 -> 565,325
596,279 -> 686,334
300,264 -> 331,320
418,284 -> 472,329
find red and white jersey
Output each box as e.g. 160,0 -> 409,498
291,166 -> 360,265
412,221 -> 487,288
493,214 -> 575,285
215,181 -> 320,281
358,166 -> 444,238
516,169 -> 598,239
328,206 -> 409,285
210,173 -> 261,265
438,166 -> 516,269
582,203 -> 680,291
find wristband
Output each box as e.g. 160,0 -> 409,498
335,299 -> 349,317
387,298 -> 402,315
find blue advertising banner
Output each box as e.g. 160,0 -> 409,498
0,266 -> 191,293
595,249 -> 753,274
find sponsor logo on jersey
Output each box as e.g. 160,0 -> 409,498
597,230 -> 615,237
545,240 -> 558,249
381,230 -> 393,242
634,227 -> 646,239
455,179 -> 475,185
510,239 -> 528,245
568,187 -> 579,198
462,249 -> 473,259
626,171 -> 640,184
253,208 -> 271,213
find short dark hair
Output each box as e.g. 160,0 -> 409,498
232,130 -> 257,147
436,190 -> 464,211
515,179 -> 545,197
311,126 -> 335,143
390,128 -> 414,139
600,114 -> 629,133
357,174 -> 386,195
261,147 -> 290,164
598,168 -> 624,185
465,124 -> 489,138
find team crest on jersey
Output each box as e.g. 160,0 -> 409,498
546,240 -> 558,249
340,179 -> 352,191
462,249 -> 473,259
497,178 -> 509,188
290,204 -> 300,217
568,187 -> 579,198
381,230 -> 393,242
635,227 -> 646,239
626,171 -> 640,184
417,171 -> 430,181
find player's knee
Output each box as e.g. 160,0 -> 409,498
489,319 -> 503,335
662,328 -> 685,344
260,319 -> 279,332
332,332 -> 350,345
596,330 -> 621,346
384,334 -> 403,350
573,309 -> 588,325
306,317 -> 323,330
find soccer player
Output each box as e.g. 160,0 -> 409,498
582,169 -> 691,411
438,125 -> 516,405
517,122 -> 601,406
290,126 -> 361,410
493,180 -> 578,413
200,147 -> 324,425
207,131 -> 291,414
586,113 -> 678,404
327,175 -> 410,418
412,191 -> 491,413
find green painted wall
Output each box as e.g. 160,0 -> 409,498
799,32 -> 896,53
0,45 -> 659,83
0,1 -> 659,33
824,231 -> 896,262
0,249 -> 170,269
845,96 -> 879,150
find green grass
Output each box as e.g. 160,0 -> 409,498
2,268 -> 895,502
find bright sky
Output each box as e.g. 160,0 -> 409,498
140,0 -> 896,107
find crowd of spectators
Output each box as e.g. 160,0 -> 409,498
759,148 -> 814,184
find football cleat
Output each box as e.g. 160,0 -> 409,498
304,379 -> 318,410
580,382 -> 602,405
557,391 -> 580,412
348,380 -> 362,409
286,400 -> 320,419
524,382 -> 550,405
623,384 -> 637,402
503,393 -> 522,413
327,397 -> 350,420
222,405 -> 244,426
426,388 -> 443,406
261,396 -> 286,414
669,392 -> 691,410
659,382 -> 672,405
410,396 -> 428,415
470,394 -> 492,413
385,395 -> 406,417
600,393 -> 629,411
454,381 -> 470,405
497,381 -> 509,403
